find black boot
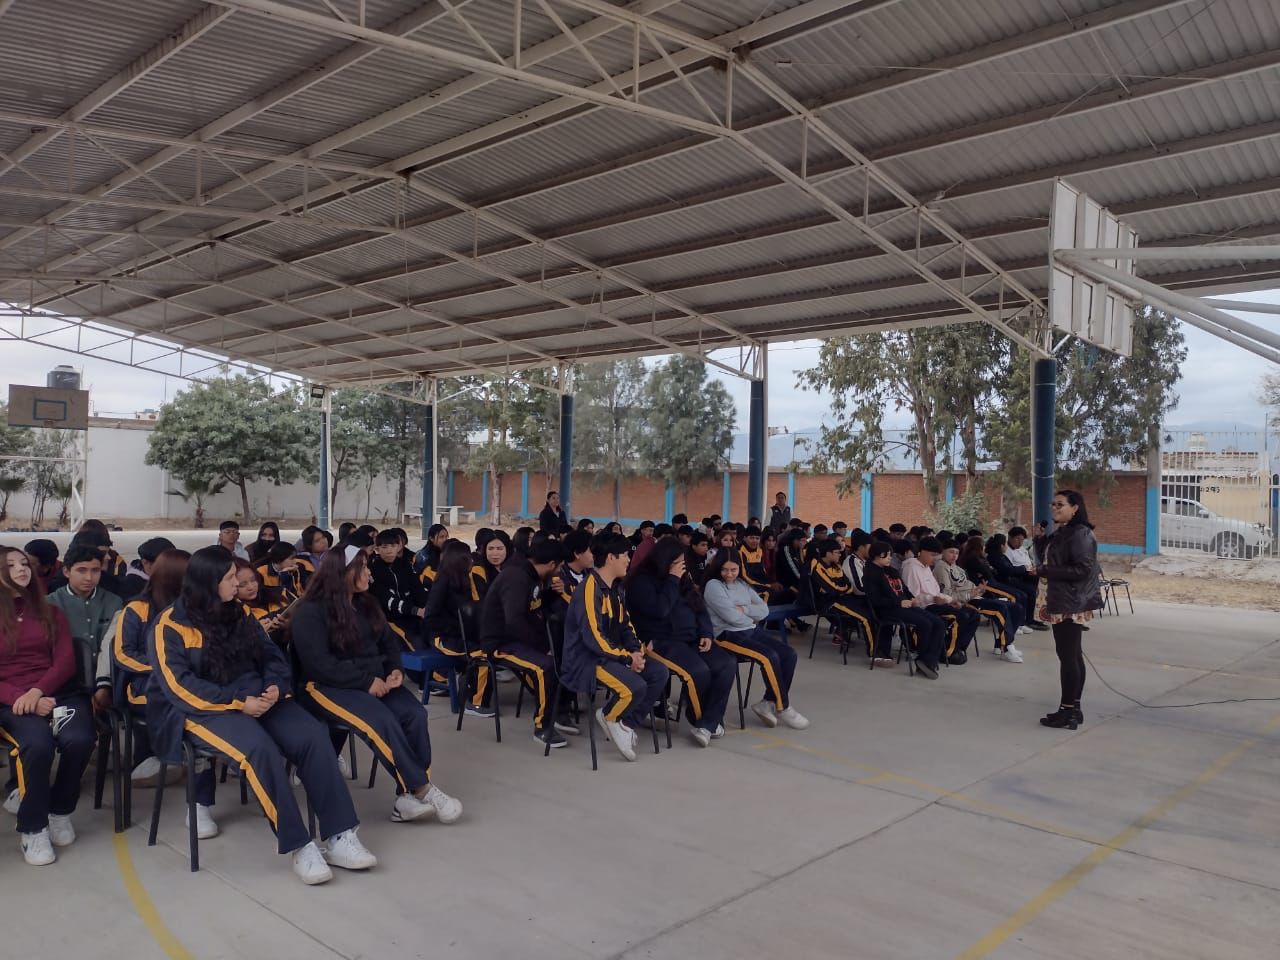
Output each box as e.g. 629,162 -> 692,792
1071,706 -> 1084,726
1040,705 -> 1078,729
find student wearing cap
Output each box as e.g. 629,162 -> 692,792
478,539 -> 570,748
902,538 -> 979,664
215,520 -> 251,562
23,540 -> 60,593
120,537 -> 176,601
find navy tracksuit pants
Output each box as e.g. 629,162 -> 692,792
716,625 -> 798,710
595,659 -> 669,729
301,683 -> 431,796
650,638 -> 736,732
0,693 -> 95,835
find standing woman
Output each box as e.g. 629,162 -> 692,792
291,546 -> 463,825
1036,491 -> 1103,730
149,546 -> 372,884
0,546 -> 96,865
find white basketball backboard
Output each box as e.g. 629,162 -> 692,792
1049,179 -> 1138,356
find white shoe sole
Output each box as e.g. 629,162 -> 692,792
751,704 -> 778,728
390,802 -> 436,823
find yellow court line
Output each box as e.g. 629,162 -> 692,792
956,712 -> 1280,960
112,831 -> 197,960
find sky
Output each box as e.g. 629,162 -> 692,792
1,302 -> 1276,436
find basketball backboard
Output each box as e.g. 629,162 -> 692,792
7,384 -> 90,429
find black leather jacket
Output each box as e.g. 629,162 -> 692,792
1039,523 -> 1103,615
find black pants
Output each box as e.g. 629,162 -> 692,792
825,599 -> 876,656
927,604 -> 978,656
969,595 -> 1022,649
717,625 -> 798,710
885,608 -> 946,670
0,693 -> 95,835
1052,620 -> 1086,706
595,660 -> 669,729
987,581 -> 1032,628
494,644 -> 559,732
650,639 -> 736,732
433,635 -> 490,708
184,699 -> 357,853
302,683 -> 431,795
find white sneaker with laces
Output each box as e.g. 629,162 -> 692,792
20,828 -> 55,866
596,709 -> 636,761
323,828 -> 377,870
1017,625 -> 1032,635
292,841 -> 333,885
391,792 -> 436,823
689,727 -> 711,748
130,756 -> 163,783
47,813 -> 75,847
1000,645 -> 1025,663
751,700 -> 778,728
710,724 -> 726,740
337,754 -> 350,778
186,803 -> 219,839
3,788 -> 19,816
423,783 -> 463,824
777,706 -> 810,730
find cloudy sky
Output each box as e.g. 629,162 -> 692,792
1,301 -> 1276,436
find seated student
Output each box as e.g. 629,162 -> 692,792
704,551 -> 808,730
471,529 -> 508,597
120,537 -> 177,601
561,534 -> 668,762
345,529 -> 376,561
902,538 -> 979,665
933,544 -> 1024,661
111,549 -> 193,786
538,491 -> 568,534
214,520 -> 251,562
548,531 -> 592,615
424,540 -> 492,718
604,521 -> 624,537
0,546 -> 96,866
625,538 -> 736,748
294,526 -> 333,586
46,544 -> 124,712
77,520 -> 128,580
256,542 -> 303,603
338,522 -> 358,543
670,513 -> 688,527
738,526 -> 790,605
368,531 -> 428,648
831,521 -> 849,545
510,527 -> 535,560
248,522 -> 282,564
46,528 -> 124,598
23,539 -> 60,594
709,527 -> 737,562
630,520 -> 656,551
233,560 -> 290,643
412,524 -> 449,583
958,537 -> 1034,634
888,522 -> 908,541
802,524 -> 829,567
685,531 -> 711,586
774,527 -> 810,604
291,546 -> 462,827
889,538 -> 915,573
862,542 -> 946,679
997,528 -> 1047,628
478,540 -> 569,748
841,531 -> 871,590
150,546 -> 373,884
576,518 -> 596,536
810,538 -> 880,661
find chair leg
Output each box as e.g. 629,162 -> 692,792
456,662 -> 470,732
663,690 -> 672,750
490,659 -> 503,743
109,716 -> 124,834
122,719 -> 135,828
148,760 -> 167,847
587,688 -> 598,771
240,774 -> 249,806
743,661 -> 756,707
807,618 -> 820,659
734,662 -> 746,730
367,748 -> 379,790
347,734 -> 359,781
93,726 -> 109,810
184,744 -> 200,873
514,675 -> 525,719
648,708 -> 661,755
1124,584 -> 1133,614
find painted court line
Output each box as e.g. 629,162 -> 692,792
112,831 -> 196,960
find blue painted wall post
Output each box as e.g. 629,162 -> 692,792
747,378 -> 766,525
861,471 -> 873,529
420,392 -> 435,537
481,472 -> 490,517
520,470 -> 529,519
945,474 -> 955,504
721,471 -> 731,520
787,470 -> 796,515
317,390 -> 331,530
1031,358 -> 1057,528
559,391 -> 574,520
664,483 -> 675,522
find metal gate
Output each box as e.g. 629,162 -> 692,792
1160,429 -> 1274,559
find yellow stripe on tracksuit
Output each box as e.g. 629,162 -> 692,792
973,604 -> 1007,650
432,636 -> 489,706
985,585 -> 1016,603
647,650 -> 702,720
183,719 -> 278,828
388,622 -> 415,651
154,610 -> 245,713
0,728 -> 23,798
829,602 -> 875,655
595,665 -> 634,723
716,638 -> 785,708
303,682 -> 409,793
493,651 -> 548,728
114,601 -> 151,674
937,615 -> 959,657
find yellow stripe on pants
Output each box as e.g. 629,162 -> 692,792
0,729 -> 23,798
716,639 -> 784,708
648,650 -> 702,721
433,637 -> 490,707
183,720 -> 278,828
303,683 -> 408,793
831,604 -> 874,656
494,652 -> 548,728
595,665 -> 633,723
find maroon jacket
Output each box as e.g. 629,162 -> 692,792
0,601 -> 75,705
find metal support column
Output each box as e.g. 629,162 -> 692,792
318,389 -> 332,530
747,350 -> 767,525
559,386 -> 574,521
420,379 -> 436,538
1031,358 -> 1057,528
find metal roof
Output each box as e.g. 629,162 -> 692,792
2,0 -> 1279,386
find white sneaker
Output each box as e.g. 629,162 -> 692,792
20,828 -> 55,865
1017,625 -> 1032,635
1000,645 -> 1025,663
130,756 -> 163,783
423,784 -> 463,824
689,727 -> 711,748
391,792 -> 436,823
292,841 -> 333,885
596,708 -> 636,761
710,724 -> 726,740
47,813 -> 75,847
186,803 -> 219,839
337,754 -> 350,778
4,788 -> 20,815
777,706 -> 810,730
323,828 -> 377,870
751,700 -> 778,728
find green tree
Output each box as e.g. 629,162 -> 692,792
1263,372 -> 1280,429
637,356 -> 735,505
573,359 -> 649,519
25,429 -> 76,527
460,373 -> 542,524
0,400 -> 30,522
145,375 -> 315,522
166,476 -> 228,528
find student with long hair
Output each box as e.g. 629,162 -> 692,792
862,542 -> 946,679
248,522 -> 282,563
255,541 -> 303,603
1035,491 -> 1104,730
511,526 -> 536,559
425,540 -> 493,718
292,546 -> 463,823
233,560 -> 289,639
150,546 -> 372,885
704,551 -> 808,730
959,536 -> 1034,636
0,546 -> 95,865
295,526 -> 333,586
473,531 -> 508,595
626,538 -> 735,748
111,549 -> 192,786
413,524 -> 449,584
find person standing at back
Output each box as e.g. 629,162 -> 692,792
538,491 -> 568,534
768,492 -> 791,533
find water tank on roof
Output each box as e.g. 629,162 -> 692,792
47,365 -> 81,390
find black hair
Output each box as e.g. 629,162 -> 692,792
871,528 -> 890,542
832,520 -> 848,531
375,529 -> 400,546
671,513 -> 688,526
576,518 -> 595,532
918,537 -> 943,554
300,525 -> 332,552
985,533 -> 1007,559
868,542 -> 893,562
689,531 -> 710,547
302,547 -> 385,654
563,530 -> 592,558
654,523 -> 674,539
703,548 -> 742,583
427,523 -> 447,540
888,523 -> 907,535
743,526 -> 762,539
265,541 -> 296,565
529,539 -> 565,566
438,540 -> 475,594
512,526 -> 535,555
892,539 -> 914,557
183,546 -> 264,684
815,538 -> 842,560
1054,489 -> 1093,528
849,531 -> 872,550
590,533 -> 631,568
255,521 -> 280,542
63,544 -> 105,569
219,519 -> 239,532
347,529 -> 374,549
546,490 -> 558,500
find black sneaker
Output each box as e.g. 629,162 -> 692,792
947,651 -> 968,665
536,728 -> 568,748
914,661 -> 939,679
553,717 -> 580,736
1028,621 -> 1051,631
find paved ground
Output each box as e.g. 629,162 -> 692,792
3,555 -> 1278,958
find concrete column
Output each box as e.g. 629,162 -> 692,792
318,390 -> 332,530
664,483 -> 675,522
786,470 -> 796,515
520,470 -> 530,518
559,392 -> 574,520
747,377 -> 766,525
1145,433 -> 1161,556
721,471 -> 731,520
861,471 -> 874,530
1031,357 -> 1057,529
420,389 -> 435,537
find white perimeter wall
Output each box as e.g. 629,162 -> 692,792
4,418 -> 436,526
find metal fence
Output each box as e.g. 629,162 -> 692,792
1159,429 -> 1276,559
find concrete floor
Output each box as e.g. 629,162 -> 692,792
3,595 -> 1278,959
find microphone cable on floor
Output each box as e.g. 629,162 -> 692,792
1081,641 -> 1280,710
